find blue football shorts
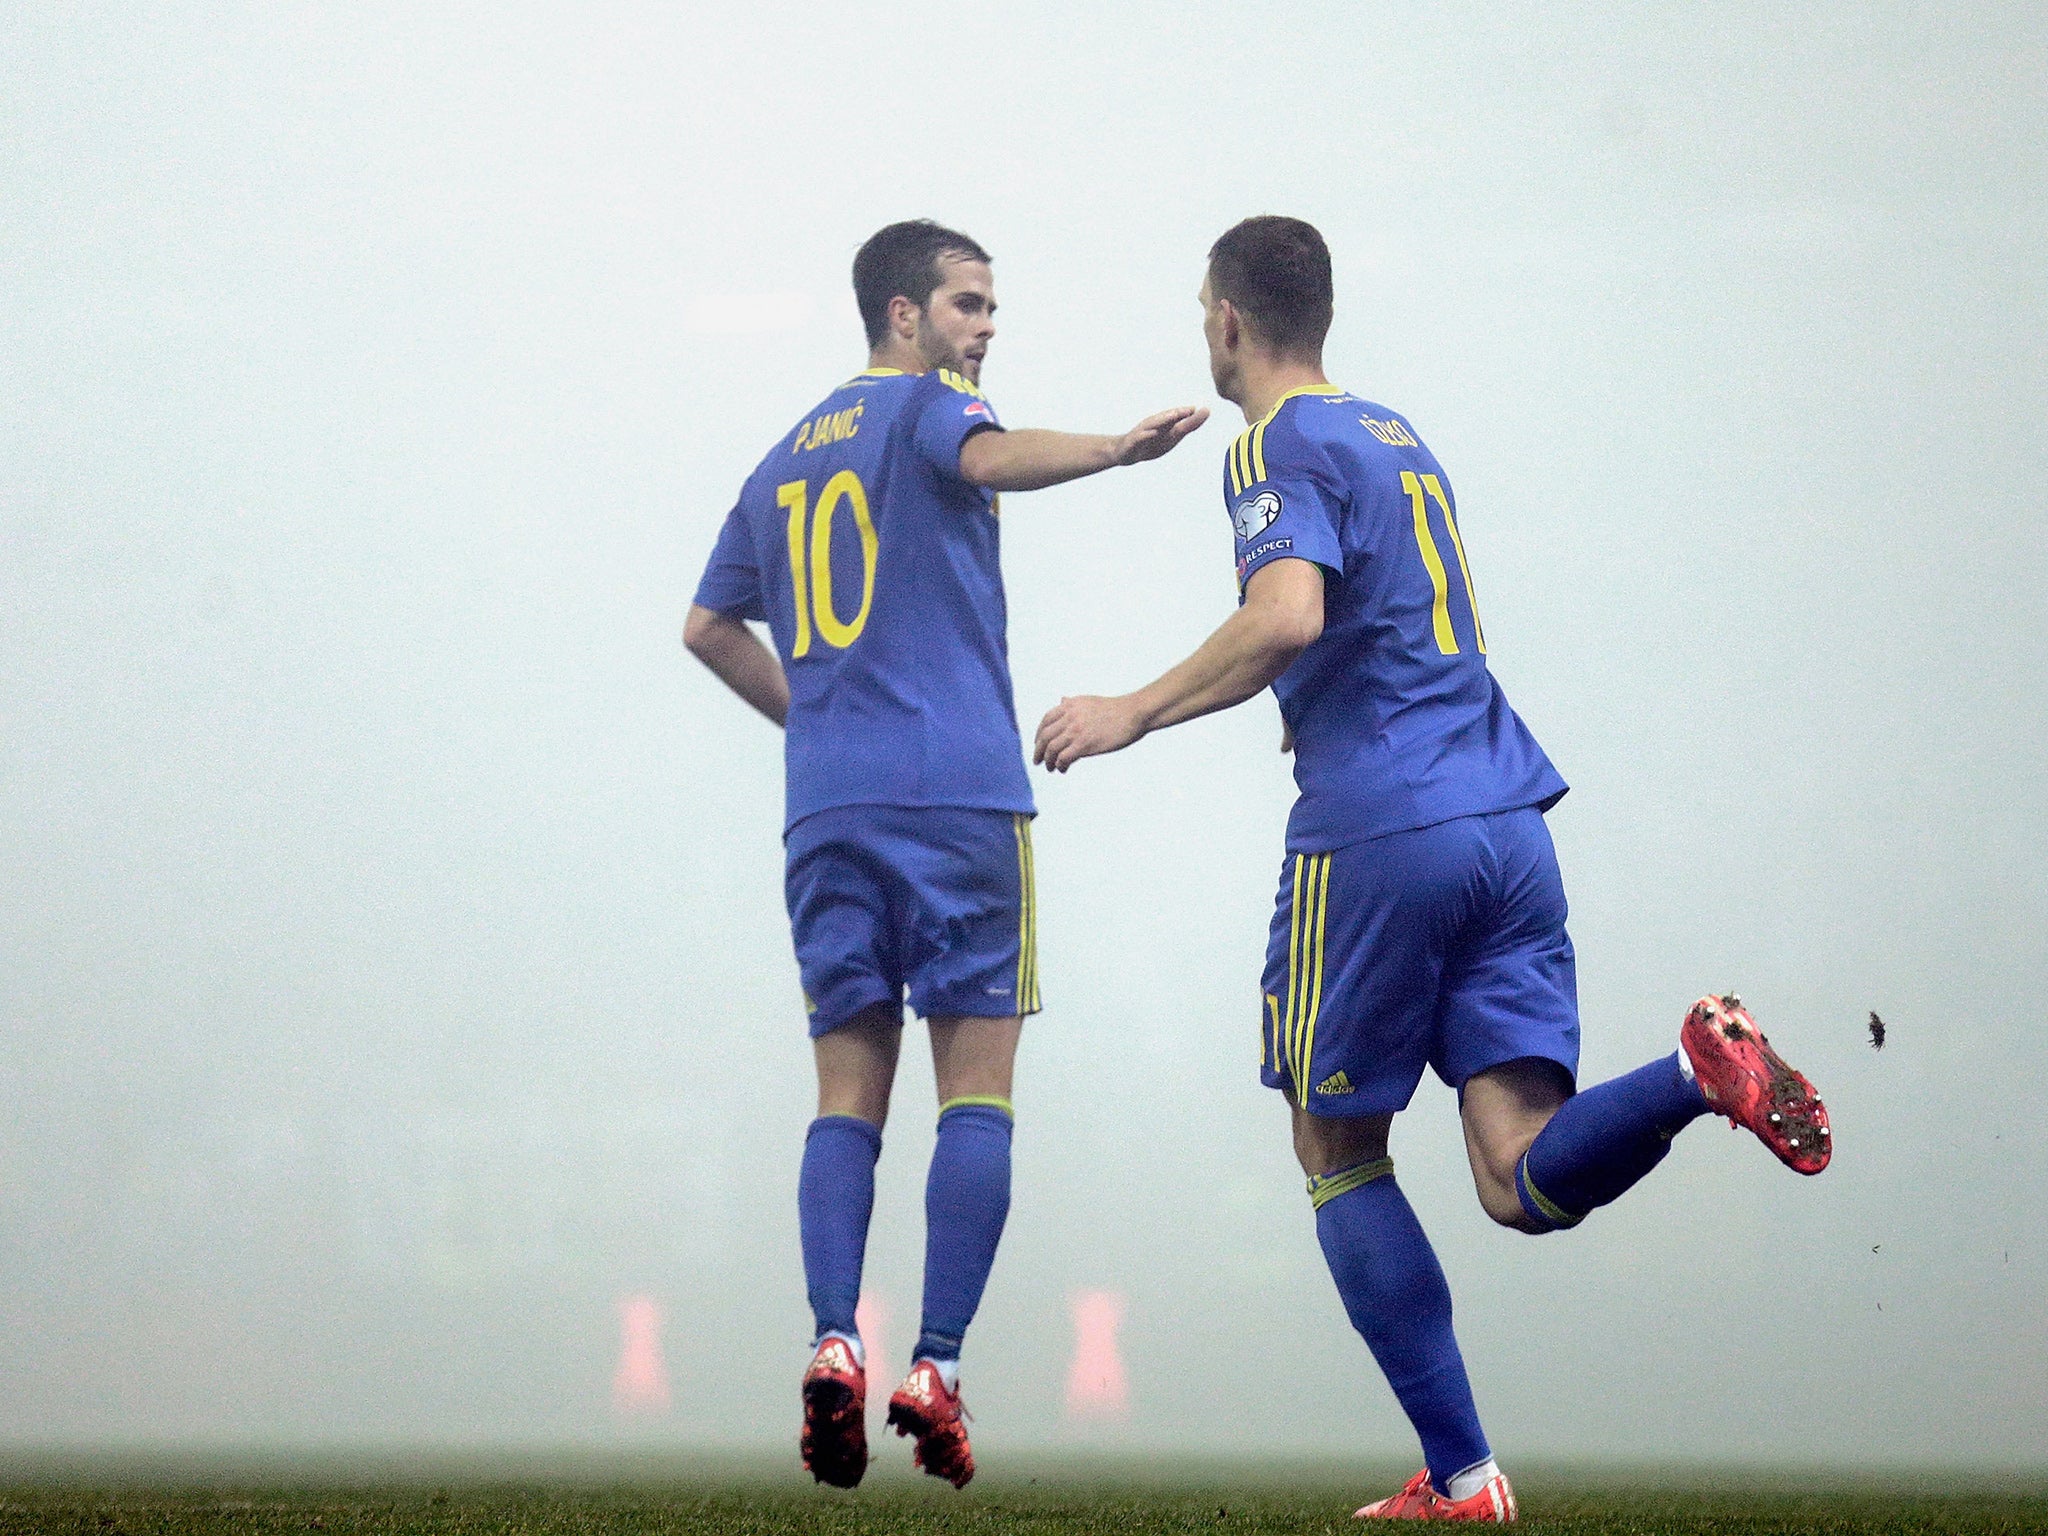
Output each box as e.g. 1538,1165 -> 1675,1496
784,804 -> 1041,1037
1259,806 -> 1579,1116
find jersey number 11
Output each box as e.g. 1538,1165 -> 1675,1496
1401,470 -> 1487,655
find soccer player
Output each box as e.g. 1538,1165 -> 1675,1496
684,219 -> 1205,1490
1032,217 -> 1830,1522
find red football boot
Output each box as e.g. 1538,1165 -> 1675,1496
885,1358 -> 975,1488
1355,1467 -> 1517,1522
799,1336 -> 867,1489
1680,993 -> 1831,1174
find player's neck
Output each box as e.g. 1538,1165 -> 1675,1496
867,338 -> 932,376
1236,357 -> 1330,424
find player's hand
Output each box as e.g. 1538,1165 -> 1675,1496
1109,405 -> 1209,467
1033,694 -> 1148,772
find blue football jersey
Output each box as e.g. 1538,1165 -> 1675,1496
694,366 -> 1035,832
1224,385 -> 1567,852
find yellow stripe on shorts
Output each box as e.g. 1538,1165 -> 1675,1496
1284,853 -> 1332,1100
1302,853 -> 1331,1101
1012,814 -> 1039,1013
1285,854 -> 1306,1095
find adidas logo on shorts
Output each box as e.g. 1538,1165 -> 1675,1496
1314,1070 -> 1355,1096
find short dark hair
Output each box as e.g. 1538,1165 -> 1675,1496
852,220 -> 992,347
1207,216 -> 1333,356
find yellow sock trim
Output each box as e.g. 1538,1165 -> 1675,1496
1305,1156 -> 1394,1210
1517,1153 -> 1583,1229
938,1095 -> 1013,1119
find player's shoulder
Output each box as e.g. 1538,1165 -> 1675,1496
1259,388 -> 1436,474
915,366 -> 1001,441
930,366 -> 990,401
1225,384 -> 1357,495
1272,386 -> 1427,451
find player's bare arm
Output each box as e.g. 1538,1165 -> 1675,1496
865,247 -> 1207,493
1032,556 -> 1322,772
683,603 -> 789,727
957,405 -> 1209,493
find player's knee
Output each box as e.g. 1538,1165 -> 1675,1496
1472,1168 -> 1555,1234
1483,1189 -> 1544,1233
1290,1108 -> 1389,1177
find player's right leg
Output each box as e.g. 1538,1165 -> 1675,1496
1447,810 -> 1829,1238
885,810 -> 1039,1489
785,808 -> 914,1488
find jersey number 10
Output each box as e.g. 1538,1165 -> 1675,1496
777,471 -> 877,658
1401,470 -> 1487,655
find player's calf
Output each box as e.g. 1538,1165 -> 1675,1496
1456,1061 -> 1571,1233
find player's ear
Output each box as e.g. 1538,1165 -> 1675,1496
1219,299 -> 1242,352
887,293 -> 920,341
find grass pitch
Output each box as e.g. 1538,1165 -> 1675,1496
1,1456 -> 2043,1535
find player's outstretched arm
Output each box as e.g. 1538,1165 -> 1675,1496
684,603 -> 789,727
1033,558 -> 1323,772
958,405 -> 1208,493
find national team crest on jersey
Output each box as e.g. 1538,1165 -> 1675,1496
1233,489 -> 1282,540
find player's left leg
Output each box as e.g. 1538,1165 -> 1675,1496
785,806 -> 919,1488
806,1008 -> 904,1339
1295,1103 -> 1505,1513
798,1007 -> 901,1488
1262,832 -> 1510,1517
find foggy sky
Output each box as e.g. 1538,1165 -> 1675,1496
3,3 -> 2044,1466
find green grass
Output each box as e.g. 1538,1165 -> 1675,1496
1,1457 -> 2044,1535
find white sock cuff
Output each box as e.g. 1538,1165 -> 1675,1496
817,1329 -> 865,1368
1446,1457 -> 1501,1502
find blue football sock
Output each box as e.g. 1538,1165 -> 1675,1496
1516,1051 -> 1710,1231
798,1114 -> 882,1342
1311,1160 -> 1490,1495
913,1098 -> 1013,1364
